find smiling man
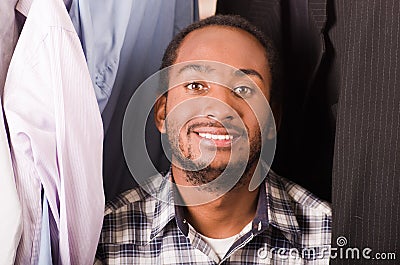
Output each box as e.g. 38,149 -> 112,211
95,15 -> 331,264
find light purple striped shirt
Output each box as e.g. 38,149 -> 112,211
3,0 -> 105,263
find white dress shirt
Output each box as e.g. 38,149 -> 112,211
3,0 -> 105,263
0,101 -> 22,265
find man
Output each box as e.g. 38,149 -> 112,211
95,15 -> 331,264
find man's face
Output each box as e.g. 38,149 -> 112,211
155,26 -> 274,185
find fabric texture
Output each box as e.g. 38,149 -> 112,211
0,101 -> 22,265
197,222 -> 252,260
3,0 -> 104,263
95,170 -> 332,264
69,0 -> 133,112
330,0 -> 400,263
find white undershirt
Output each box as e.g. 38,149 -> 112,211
192,222 -> 253,260
199,233 -> 237,259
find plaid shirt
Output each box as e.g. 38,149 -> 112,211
95,170 -> 331,265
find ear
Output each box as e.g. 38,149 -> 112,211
154,95 -> 167,133
266,101 -> 282,140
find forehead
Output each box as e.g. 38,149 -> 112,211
174,26 -> 271,85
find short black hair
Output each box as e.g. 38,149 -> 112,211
161,15 -> 281,104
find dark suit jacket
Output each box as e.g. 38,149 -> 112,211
217,0 -> 335,202
330,0 -> 400,262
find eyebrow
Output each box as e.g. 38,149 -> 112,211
177,64 -> 264,81
177,64 -> 216,75
235,69 -> 264,81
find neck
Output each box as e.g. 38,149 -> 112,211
172,163 -> 261,239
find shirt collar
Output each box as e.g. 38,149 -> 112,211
16,0 -> 72,17
149,171 -> 176,240
16,0 -> 33,17
149,168 -> 301,243
150,170 -> 191,239
265,170 -> 301,241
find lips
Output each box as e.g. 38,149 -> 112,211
189,124 -> 242,148
183,118 -> 245,149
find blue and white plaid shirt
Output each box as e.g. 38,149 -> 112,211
95,170 -> 331,264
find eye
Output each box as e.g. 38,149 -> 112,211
184,82 -> 208,93
232,86 -> 253,98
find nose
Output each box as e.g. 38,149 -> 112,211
201,84 -> 236,121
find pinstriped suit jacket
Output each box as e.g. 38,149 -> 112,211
330,0 -> 400,263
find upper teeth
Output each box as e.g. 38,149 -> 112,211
198,133 -> 233,140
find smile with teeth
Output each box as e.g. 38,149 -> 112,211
198,132 -> 234,140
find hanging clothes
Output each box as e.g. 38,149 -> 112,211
330,0 -> 400,261
69,0 -> 133,113
69,0 -> 198,121
92,0 -> 198,201
0,2 -> 23,264
3,0 -> 104,264
0,103 -> 22,265
38,195 -> 52,265
0,0 -> 19,95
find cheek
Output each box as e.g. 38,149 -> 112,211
166,120 -> 190,158
245,99 -> 272,136
239,107 -> 268,149
166,101 -> 194,128
165,102 -> 199,153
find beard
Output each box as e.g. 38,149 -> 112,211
165,119 -> 262,192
